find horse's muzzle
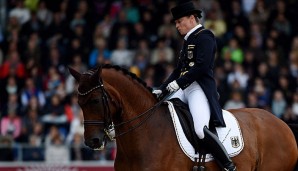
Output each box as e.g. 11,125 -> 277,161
85,136 -> 106,150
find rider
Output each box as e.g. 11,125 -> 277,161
153,1 -> 237,170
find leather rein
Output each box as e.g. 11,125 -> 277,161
78,77 -> 162,141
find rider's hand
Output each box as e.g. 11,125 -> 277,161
152,89 -> 162,97
166,80 -> 179,92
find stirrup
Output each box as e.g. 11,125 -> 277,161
224,166 -> 237,171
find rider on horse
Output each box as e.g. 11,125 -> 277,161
153,1 -> 237,170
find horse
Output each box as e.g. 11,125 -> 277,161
69,65 -> 298,171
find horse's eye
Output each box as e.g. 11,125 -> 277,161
90,99 -> 100,104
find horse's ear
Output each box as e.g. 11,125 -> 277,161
91,66 -> 102,81
68,67 -> 81,81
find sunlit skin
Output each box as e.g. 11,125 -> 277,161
174,15 -> 198,36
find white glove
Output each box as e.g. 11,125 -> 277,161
152,89 -> 162,96
167,80 -> 179,92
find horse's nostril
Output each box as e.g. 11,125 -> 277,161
92,138 -> 100,144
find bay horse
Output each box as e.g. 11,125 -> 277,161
69,65 -> 297,171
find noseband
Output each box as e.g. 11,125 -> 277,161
78,77 -> 158,142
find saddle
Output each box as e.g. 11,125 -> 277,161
165,98 -> 244,162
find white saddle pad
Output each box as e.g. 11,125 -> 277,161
166,101 -> 244,162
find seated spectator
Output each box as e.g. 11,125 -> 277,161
252,78 -> 271,109
0,108 -> 22,139
2,93 -> 21,117
271,90 -> 287,118
69,54 -> 87,74
8,0 -> 31,25
0,51 -> 25,79
110,38 -> 134,68
21,78 -> 46,108
221,38 -> 244,64
150,37 -> 174,65
224,91 -> 245,110
70,132 -> 93,161
41,95 -> 68,134
89,37 -> 111,67
227,63 -> 249,90
21,108 -> 42,141
22,134 -> 44,161
66,109 -> 84,145
45,133 -> 69,163
204,9 -> 227,38
43,66 -> 63,98
36,1 -> 53,26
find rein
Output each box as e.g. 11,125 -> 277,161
78,78 -> 169,140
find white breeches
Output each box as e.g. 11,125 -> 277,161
170,81 -> 210,139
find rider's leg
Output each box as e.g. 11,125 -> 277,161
185,82 -> 210,139
203,126 -> 236,171
185,82 -> 236,171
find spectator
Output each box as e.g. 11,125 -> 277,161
0,51 -> 25,79
21,108 -> 42,138
96,15 -> 114,39
66,108 -> 84,145
45,133 -> 69,163
69,132 -> 93,161
89,37 -> 111,67
227,63 -> 249,90
204,8 -> 227,38
2,93 -> 21,117
271,90 -> 287,118
21,78 -> 46,108
248,0 -> 269,31
109,9 -> 133,50
43,66 -> 63,98
246,92 -> 260,108
252,78 -> 271,109
2,77 -> 20,109
22,134 -> 44,161
289,50 -> 298,78
36,1 -> 53,26
41,95 -> 68,133
290,92 -> 298,117
20,11 -> 45,40
45,46 -> 66,74
150,37 -> 174,65
44,11 -> 68,40
9,0 -> 31,25
23,33 -> 41,69
0,108 -> 22,139
224,91 -> 245,110
110,38 -> 134,68
221,38 -> 244,64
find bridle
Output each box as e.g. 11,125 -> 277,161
78,77 -> 160,145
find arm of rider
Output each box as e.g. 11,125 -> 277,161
166,80 -> 180,92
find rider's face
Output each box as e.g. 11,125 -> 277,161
174,15 -> 197,36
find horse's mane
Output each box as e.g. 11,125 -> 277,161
88,64 -> 153,93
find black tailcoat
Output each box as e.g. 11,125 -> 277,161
160,27 -> 225,127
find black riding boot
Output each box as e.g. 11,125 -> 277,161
202,126 -> 237,171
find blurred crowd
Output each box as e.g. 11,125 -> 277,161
0,0 -> 298,162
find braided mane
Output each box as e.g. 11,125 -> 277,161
92,64 -> 153,92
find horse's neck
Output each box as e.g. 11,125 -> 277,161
102,68 -> 156,118
102,69 -> 175,158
